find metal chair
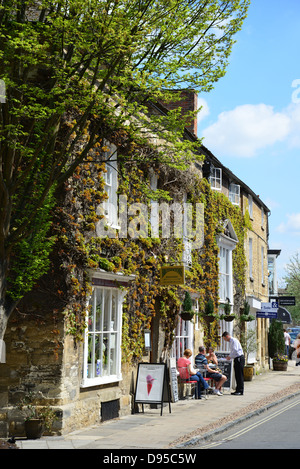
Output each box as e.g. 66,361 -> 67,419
177,366 -> 198,399
197,365 -> 214,398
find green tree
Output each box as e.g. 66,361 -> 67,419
0,0 -> 250,341
268,319 -> 285,358
283,252 -> 300,323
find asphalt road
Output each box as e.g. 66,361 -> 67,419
189,395 -> 300,450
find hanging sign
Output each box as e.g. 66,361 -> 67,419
159,265 -> 185,286
257,301 -> 278,319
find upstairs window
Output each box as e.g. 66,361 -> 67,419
103,158 -> 118,228
210,166 -> 222,190
248,195 -> 253,219
229,183 -> 240,205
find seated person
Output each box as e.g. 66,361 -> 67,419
195,346 -> 227,396
207,346 -> 218,365
177,348 -> 212,399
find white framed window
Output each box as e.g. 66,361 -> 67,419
219,245 -> 230,301
217,221 -> 238,305
103,157 -> 119,228
210,166 -> 222,190
248,195 -> 253,218
261,207 -> 264,228
171,317 -> 193,362
82,284 -> 125,387
229,183 -> 240,205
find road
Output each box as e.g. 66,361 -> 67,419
188,395 -> 300,449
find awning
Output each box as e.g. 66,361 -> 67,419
277,306 -> 292,324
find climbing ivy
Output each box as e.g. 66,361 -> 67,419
37,146 -> 247,362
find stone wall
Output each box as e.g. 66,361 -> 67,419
0,309 -> 135,438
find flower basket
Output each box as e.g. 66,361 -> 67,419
272,354 -> 288,371
180,311 -> 194,321
273,361 -> 288,371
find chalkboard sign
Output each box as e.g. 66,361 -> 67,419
215,352 -> 233,390
134,363 -> 171,415
168,358 -> 179,402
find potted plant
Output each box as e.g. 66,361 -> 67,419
220,297 -> 236,322
240,329 -> 257,381
202,298 -> 217,323
18,393 -> 57,439
240,300 -> 255,322
180,291 -> 194,321
268,319 -> 287,371
272,353 -> 289,371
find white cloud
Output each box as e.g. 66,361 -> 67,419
201,103 -> 291,157
285,102 -> 300,148
276,213 -> 300,235
197,97 -> 210,122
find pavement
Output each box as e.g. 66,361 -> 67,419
15,360 -> 300,450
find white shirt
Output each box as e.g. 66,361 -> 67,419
229,337 -> 243,359
284,332 -> 290,345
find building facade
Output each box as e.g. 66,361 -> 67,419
0,91 -> 273,437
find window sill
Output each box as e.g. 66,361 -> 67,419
81,374 -> 122,388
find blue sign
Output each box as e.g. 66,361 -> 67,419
256,311 -> 278,319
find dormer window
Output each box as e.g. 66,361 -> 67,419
210,166 -> 222,190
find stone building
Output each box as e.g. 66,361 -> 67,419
0,91 -> 273,437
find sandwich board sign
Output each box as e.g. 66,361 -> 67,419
134,363 -> 171,415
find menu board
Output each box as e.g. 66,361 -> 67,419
168,358 -> 179,402
215,352 -> 233,390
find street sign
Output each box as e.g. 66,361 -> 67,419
269,296 -> 296,306
256,311 -> 278,319
257,301 -> 278,319
261,302 -> 278,312
279,296 -> 296,306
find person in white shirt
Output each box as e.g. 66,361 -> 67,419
284,330 -> 291,356
222,331 -> 245,395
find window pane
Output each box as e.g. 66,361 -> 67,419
95,289 -> 103,331
85,286 -> 121,383
103,289 -> 111,331
102,333 -> 109,376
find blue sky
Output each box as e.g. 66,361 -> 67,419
197,0 -> 300,286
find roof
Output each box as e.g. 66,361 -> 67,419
149,98 -> 271,214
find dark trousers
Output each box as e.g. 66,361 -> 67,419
234,355 -> 245,393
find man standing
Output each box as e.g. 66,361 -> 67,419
284,330 -> 291,357
222,331 -> 245,395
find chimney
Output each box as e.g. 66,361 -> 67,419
161,90 -> 198,136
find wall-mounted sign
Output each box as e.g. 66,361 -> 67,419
270,296 -> 296,307
159,265 -> 185,286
